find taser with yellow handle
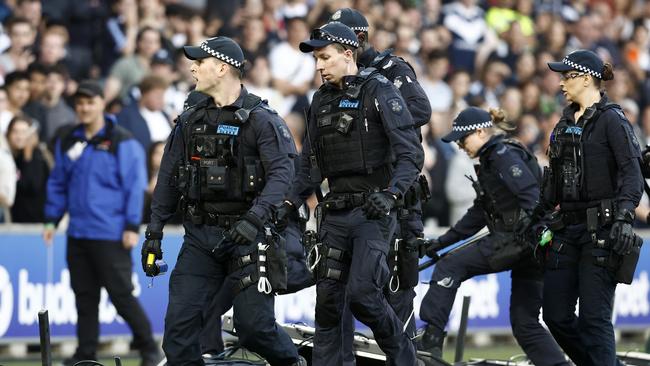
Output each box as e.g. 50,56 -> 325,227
147,253 -> 156,267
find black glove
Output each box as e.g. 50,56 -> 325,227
229,212 -> 264,245
362,191 -> 396,220
273,200 -> 295,232
424,238 -> 445,259
610,210 -> 635,255
141,230 -> 163,277
514,211 -> 533,244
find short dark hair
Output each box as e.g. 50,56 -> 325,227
139,75 -> 169,94
4,71 -> 30,87
27,62 -> 48,76
46,62 -> 70,79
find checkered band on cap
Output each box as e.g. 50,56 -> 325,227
452,120 -> 493,132
563,57 -> 602,79
317,22 -> 359,48
200,41 -> 243,69
350,26 -> 369,32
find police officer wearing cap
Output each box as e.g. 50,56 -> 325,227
539,49 -> 643,365
141,36 -> 306,366
418,107 -> 568,366
290,22 -> 422,365
327,7 -> 432,349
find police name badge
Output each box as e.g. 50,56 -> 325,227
217,125 -> 240,136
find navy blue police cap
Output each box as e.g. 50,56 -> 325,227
183,36 -> 244,70
328,8 -> 369,33
442,107 -> 493,143
299,22 -> 359,53
547,49 -> 604,79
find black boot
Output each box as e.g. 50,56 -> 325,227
418,325 -> 446,358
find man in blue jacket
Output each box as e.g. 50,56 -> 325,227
43,81 -> 158,366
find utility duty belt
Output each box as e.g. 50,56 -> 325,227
183,203 -> 244,229
321,192 -> 368,211
559,199 -> 617,227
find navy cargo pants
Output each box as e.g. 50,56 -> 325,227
419,235 -> 568,366
163,222 -> 299,366
313,206 -> 416,366
340,201 -> 423,365
543,223 -> 619,366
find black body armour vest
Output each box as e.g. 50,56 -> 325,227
313,69 -> 392,187
477,138 -> 541,230
177,93 -> 266,215
548,103 -> 620,207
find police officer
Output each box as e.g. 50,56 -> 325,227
291,22 -> 423,366
418,107 -> 568,366
327,8 -> 432,350
141,36 -> 306,366
540,50 -> 643,365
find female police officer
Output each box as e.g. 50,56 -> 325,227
418,107 -> 567,366
541,49 -> 643,365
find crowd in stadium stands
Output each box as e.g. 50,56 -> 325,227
0,0 -> 650,227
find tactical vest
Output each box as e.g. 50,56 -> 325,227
313,69 -> 392,181
548,103 -> 620,205
477,138 -> 541,230
176,93 -> 266,215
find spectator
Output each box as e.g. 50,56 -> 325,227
38,25 -> 70,67
0,87 -> 12,134
239,17 -> 269,62
116,75 -> 171,152
468,60 -> 510,109
5,71 -> 45,133
43,80 -> 158,366
6,115 -> 50,223
13,0 -> 42,31
0,131 -> 16,223
42,64 -> 76,144
102,0 -> 139,75
420,50 -> 452,113
268,16 -> 314,117
244,56 -> 285,114
441,0 -> 488,75
104,26 -> 162,104
24,63 -> 48,140
0,17 -> 36,76
149,49 -> 186,119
